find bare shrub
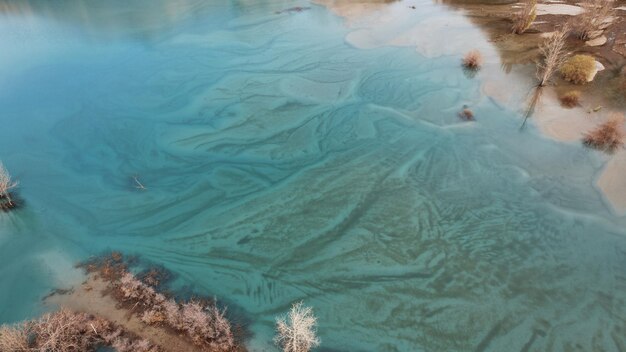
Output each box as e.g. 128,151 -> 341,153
560,55 -> 596,84
115,270 -> 236,351
462,50 -> 483,70
30,309 -> 103,351
537,27 -> 569,86
0,308 -> 161,352
0,161 -> 18,205
572,0 -> 615,40
583,115 -> 625,153
512,0 -> 537,34
79,254 -> 239,351
275,301 -> 320,352
559,91 -> 581,108
0,324 -> 29,351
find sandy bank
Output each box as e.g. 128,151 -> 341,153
45,277 -> 198,352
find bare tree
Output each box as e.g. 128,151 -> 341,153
275,301 -> 320,352
0,161 -> 18,204
512,0 -> 537,34
537,27 -> 569,87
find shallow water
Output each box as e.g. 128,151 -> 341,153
1,0 -> 626,351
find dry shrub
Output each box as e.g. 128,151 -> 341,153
112,337 -> 159,352
537,27 -> 569,86
560,55 -> 596,84
79,254 -> 239,351
458,108 -> 475,121
559,91 -> 581,108
572,0 -> 615,40
115,271 -> 235,351
583,115 -> 625,153
0,324 -> 29,351
275,301 -> 320,352
0,161 -> 18,208
29,309 -> 103,351
512,0 -> 537,34
462,50 -> 483,70
0,308 -> 160,352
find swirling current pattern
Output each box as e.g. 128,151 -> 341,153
1,1 -> 626,351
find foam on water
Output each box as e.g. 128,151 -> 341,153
1,0 -> 626,351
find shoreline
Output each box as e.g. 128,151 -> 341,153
45,276 -> 200,352
315,0 -> 626,216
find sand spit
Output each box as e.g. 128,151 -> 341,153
45,277 -> 199,352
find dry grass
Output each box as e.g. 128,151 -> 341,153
462,50 -> 483,70
572,0 -> 615,40
512,0 -> 537,34
275,301 -> 320,352
537,27 -> 568,86
559,91 -> 581,108
560,55 -> 596,84
583,115 -> 625,153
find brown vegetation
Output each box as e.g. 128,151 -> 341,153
462,50 -> 483,70
0,308 -> 159,352
583,115 -> 625,153
571,0 -> 615,41
511,0 -> 537,35
560,55 -> 596,85
559,91 -> 581,108
80,252 -> 240,352
458,107 -> 475,121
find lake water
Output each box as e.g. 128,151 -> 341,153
1,0 -> 626,351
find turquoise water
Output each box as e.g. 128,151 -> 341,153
1,0 -> 626,351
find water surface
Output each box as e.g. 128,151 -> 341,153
1,1 -> 626,351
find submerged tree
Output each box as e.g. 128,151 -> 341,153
0,161 -> 18,206
275,301 -> 320,352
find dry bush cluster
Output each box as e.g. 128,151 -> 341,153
83,253 -> 238,352
0,308 -> 159,352
117,272 -> 236,351
275,301 -> 320,352
571,0 -> 615,40
560,54 -> 596,84
511,0 -> 537,34
559,91 -> 581,108
462,50 -> 483,70
583,115 -> 625,153
0,161 -> 18,211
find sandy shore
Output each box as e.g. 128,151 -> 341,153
45,277 -> 199,352
316,0 -> 626,215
